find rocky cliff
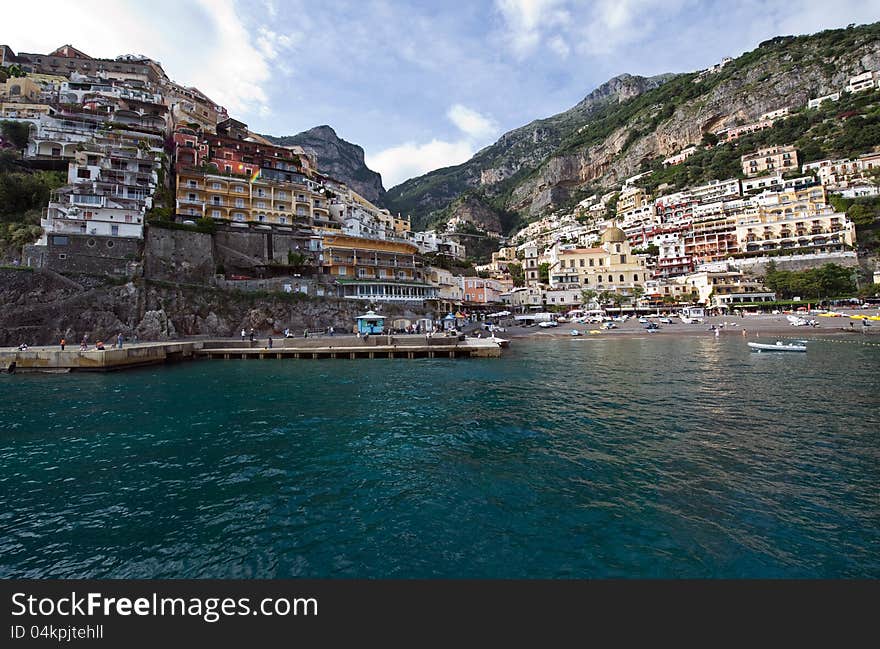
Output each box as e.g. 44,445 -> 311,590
263,125 -> 386,205
385,23 -> 880,232
0,269 -> 431,346
386,73 -> 672,230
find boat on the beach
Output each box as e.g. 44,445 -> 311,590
488,335 -> 510,348
570,329 -> 581,336
748,341 -> 807,353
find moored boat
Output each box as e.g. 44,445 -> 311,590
748,341 -> 807,353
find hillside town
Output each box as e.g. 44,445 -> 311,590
1,43 -> 879,323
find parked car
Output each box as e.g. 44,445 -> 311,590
659,317 -> 673,324
601,322 -> 617,330
638,317 -> 649,324
538,321 -> 558,328
644,322 -> 660,330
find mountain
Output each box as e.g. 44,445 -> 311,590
263,126 -> 386,205
385,73 -> 672,230
385,23 -> 880,235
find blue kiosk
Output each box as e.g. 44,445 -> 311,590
356,310 -> 385,335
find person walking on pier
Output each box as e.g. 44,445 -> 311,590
268,336 -> 273,349
80,335 -> 88,351
249,328 -> 255,342
241,328 -> 246,342
60,338 -> 66,351
117,333 -> 124,349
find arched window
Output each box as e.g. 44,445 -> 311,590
619,274 -> 625,282
633,274 -> 639,281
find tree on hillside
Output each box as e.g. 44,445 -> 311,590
538,262 -> 550,284
581,289 -> 598,307
631,286 -> 645,307
508,263 -> 525,288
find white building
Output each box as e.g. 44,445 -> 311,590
663,146 -> 697,167
846,71 -> 877,93
807,92 -> 841,109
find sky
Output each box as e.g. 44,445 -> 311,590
4,0 -> 880,187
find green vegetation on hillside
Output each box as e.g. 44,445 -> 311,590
763,262 -> 857,299
633,87 -> 880,194
386,22 -> 880,231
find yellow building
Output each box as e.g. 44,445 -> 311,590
0,76 -> 41,101
0,102 -> 52,118
550,226 -> 648,295
741,145 -> 798,177
616,186 -> 648,215
323,233 -> 437,302
175,166 -> 333,228
736,207 -> 855,255
376,209 -> 411,234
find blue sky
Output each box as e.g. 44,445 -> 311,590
6,0 -> 880,187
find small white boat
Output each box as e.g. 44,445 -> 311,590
748,341 -> 807,353
570,329 -> 581,336
489,335 -> 510,348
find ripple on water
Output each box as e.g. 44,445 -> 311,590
0,337 -> 878,578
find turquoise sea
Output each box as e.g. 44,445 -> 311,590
1,336 -> 878,578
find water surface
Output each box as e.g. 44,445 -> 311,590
1,336 -> 877,578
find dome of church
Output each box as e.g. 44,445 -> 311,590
600,226 -> 627,243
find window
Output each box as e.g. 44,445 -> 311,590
598,258 -> 604,266
188,193 -> 197,201
212,209 -> 220,218
52,236 -> 68,246
615,244 -> 621,253
620,254 -> 626,263
258,214 -> 266,222
188,180 -> 197,188
234,213 -> 245,222
279,217 -> 287,224
87,239 -> 96,247
589,259 -> 594,267
212,182 -> 221,189
109,227 -> 118,237
633,274 -> 639,281
235,198 -> 244,208
225,165 -> 232,172
234,186 -> 245,193
579,259 -> 584,267
619,275 -> 625,282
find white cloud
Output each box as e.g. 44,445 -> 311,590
495,0 -> 570,58
367,139 -> 475,188
447,104 -> 498,139
548,35 -> 570,58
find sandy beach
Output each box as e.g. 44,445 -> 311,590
492,309 -> 880,341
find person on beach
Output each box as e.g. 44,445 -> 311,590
60,338 -> 66,350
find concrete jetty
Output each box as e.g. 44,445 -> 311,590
0,336 -> 503,372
